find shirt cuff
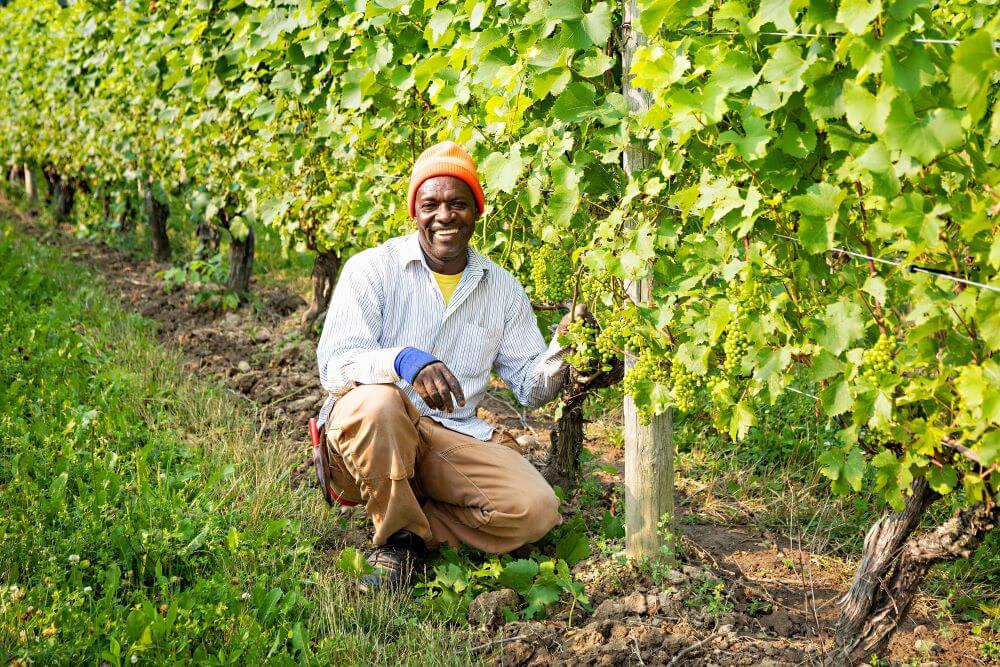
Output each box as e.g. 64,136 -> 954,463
394,347 -> 439,383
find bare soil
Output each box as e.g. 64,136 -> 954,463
9,199 -> 995,667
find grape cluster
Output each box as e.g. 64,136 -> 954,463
726,278 -> 769,319
862,333 -> 897,384
623,349 -> 669,424
578,272 -> 606,306
722,329 -> 750,376
669,361 -> 699,412
529,245 -> 572,304
595,307 -> 646,359
560,318 -> 600,372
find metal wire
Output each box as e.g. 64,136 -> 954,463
773,233 -> 999,293
682,30 -> 1000,50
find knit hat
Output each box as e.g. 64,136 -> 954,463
407,141 -> 485,218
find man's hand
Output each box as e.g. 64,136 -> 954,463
555,303 -> 592,338
413,361 -> 466,412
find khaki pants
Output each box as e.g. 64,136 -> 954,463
324,384 -> 561,553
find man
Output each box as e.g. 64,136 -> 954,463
315,141 -> 580,590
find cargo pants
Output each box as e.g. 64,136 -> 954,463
323,384 -> 561,553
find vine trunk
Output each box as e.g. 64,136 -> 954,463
144,181 -> 170,262
832,481 -> 998,664
300,249 -> 341,335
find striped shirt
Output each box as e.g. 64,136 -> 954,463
316,232 -> 569,440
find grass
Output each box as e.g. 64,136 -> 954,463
0,212 -> 473,665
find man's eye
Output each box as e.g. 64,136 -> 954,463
451,202 -> 467,209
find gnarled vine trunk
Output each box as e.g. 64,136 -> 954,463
300,250 -> 341,335
543,394 -> 586,491
831,481 -> 998,665
195,219 -> 221,259
543,360 -> 623,491
227,224 -> 254,297
54,176 -> 76,221
144,180 -> 171,261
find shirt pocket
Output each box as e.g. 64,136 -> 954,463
449,323 -> 502,377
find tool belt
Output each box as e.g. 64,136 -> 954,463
309,417 -> 360,507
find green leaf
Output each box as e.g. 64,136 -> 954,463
788,183 -> 844,253
479,146 -> 525,194
549,158 -> 581,227
719,114 -> 776,161
927,464 -> 957,495
821,380 -> 852,417
817,301 -> 865,356
499,559 -> 539,595
949,30 -> 999,107
546,0 -> 583,19
729,401 -> 756,441
550,81 -> 597,123
582,3 -> 612,46
836,0 -> 881,34
956,365 -> 985,410
523,583 -> 561,619
819,447 -> 866,495
335,547 -> 373,577
575,51 -> 614,78
885,97 -> 963,164
555,531 -> 590,566
759,43 -> 809,96
750,0 -> 797,32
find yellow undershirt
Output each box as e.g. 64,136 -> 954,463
432,270 -> 463,306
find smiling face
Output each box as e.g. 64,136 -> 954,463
413,176 -> 479,274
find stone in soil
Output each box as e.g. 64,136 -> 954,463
468,589 -> 519,628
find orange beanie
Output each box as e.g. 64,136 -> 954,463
407,141 -> 486,218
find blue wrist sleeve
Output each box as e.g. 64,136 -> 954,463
394,347 -> 439,384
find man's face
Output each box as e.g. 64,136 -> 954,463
413,176 -> 478,269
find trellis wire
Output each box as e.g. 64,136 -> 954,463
683,30 -> 1000,50
773,233 -> 1000,293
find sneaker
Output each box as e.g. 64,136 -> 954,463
357,530 -> 427,593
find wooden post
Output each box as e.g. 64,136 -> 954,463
23,163 -> 35,200
622,0 -> 675,560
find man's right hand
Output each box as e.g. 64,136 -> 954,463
413,361 -> 466,413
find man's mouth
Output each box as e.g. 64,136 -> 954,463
432,228 -> 460,241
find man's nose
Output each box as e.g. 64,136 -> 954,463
434,205 -> 453,223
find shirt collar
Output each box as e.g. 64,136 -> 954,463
399,232 -> 489,275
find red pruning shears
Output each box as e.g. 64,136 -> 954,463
309,417 -> 359,507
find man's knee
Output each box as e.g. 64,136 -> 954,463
334,384 -> 409,424
501,484 -> 561,545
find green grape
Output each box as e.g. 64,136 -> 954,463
529,245 -> 572,304
862,333 -> 897,385
722,328 -> 750,376
669,360 -> 699,412
623,349 -> 669,424
559,318 -> 599,372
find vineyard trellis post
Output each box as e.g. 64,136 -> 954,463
621,0 -> 675,561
